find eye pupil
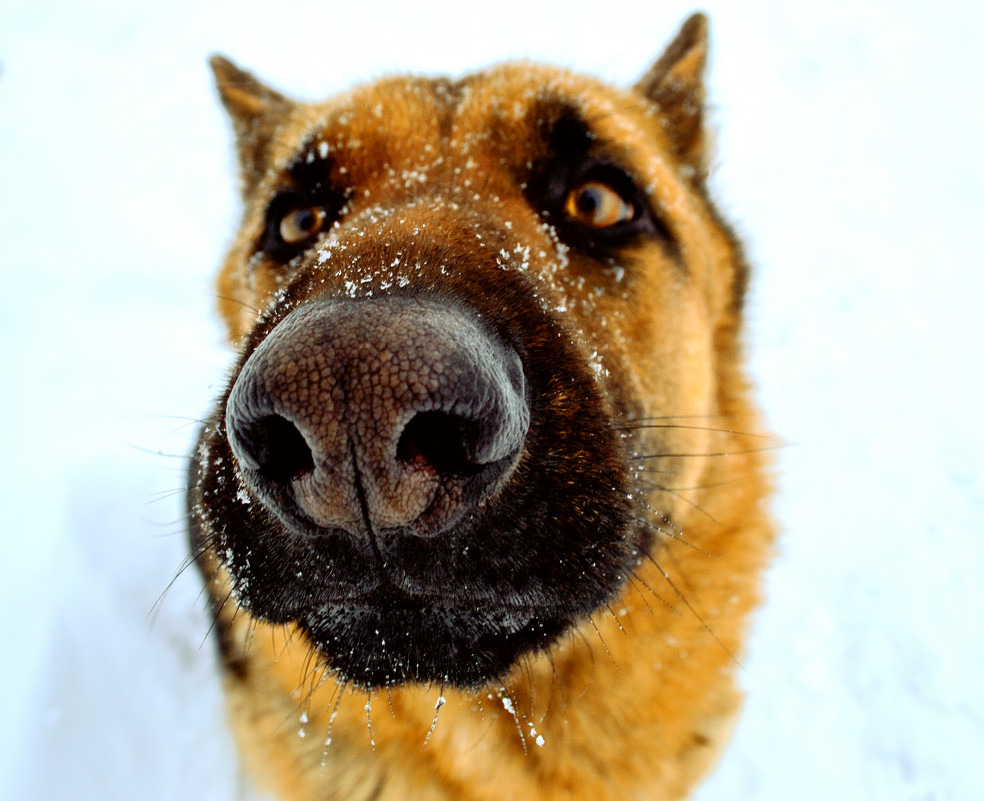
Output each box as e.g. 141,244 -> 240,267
279,206 -> 326,244
575,187 -> 600,214
296,210 -> 317,231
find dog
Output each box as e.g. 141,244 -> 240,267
187,13 -> 773,801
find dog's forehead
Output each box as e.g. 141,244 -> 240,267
281,63 -> 652,173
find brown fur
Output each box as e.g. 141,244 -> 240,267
189,13 -> 772,801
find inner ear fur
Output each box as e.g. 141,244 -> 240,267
634,13 -> 710,181
210,55 -> 293,191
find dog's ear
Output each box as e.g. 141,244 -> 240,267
210,55 -> 293,189
634,13 -> 709,181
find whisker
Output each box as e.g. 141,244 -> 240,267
320,678 -> 348,762
629,444 -> 784,461
147,521 -> 192,539
518,658 -> 539,721
635,495 -> 717,560
422,682 -> 447,747
277,623 -> 302,662
299,648 -> 321,706
651,484 -> 723,526
474,690 -> 488,722
606,603 -> 627,634
587,615 -> 616,666
640,476 -> 749,493
200,588 -> 234,650
660,546 -> 700,611
127,443 -> 196,460
385,686 -> 396,720
620,413 -> 737,423
152,532 -> 222,618
632,513 -> 711,555
569,627 -> 598,699
497,687 -> 528,756
540,648 -> 564,722
627,569 -> 677,614
150,554 -> 196,616
121,413 -> 210,424
618,422 -> 770,439
194,559 -> 224,607
243,618 -> 259,662
212,292 -> 261,315
648,555 -> 742,669
144,487 -> 190,505
365,692 -> 377,750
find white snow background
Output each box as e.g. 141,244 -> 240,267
1,0 -> 982,798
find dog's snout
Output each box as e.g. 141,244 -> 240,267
225,297 -> 529,537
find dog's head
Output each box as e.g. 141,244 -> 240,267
190,14 -> 749,691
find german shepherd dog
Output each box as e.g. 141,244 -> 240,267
187,13 -> 772,801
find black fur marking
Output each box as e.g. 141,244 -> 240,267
527,111 -> 677,259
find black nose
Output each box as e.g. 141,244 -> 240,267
224,297 -> 529,536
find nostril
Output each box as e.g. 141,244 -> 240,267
397,411 -> 479,478
240,415 -> 315,484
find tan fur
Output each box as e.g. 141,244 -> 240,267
198,13 -> 771,801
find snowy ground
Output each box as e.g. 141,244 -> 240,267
1,1 -> 981,799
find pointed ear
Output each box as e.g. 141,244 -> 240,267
634,13 -> 710,181
210,55 -> 293,189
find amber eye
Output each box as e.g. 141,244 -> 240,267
278,206 -> 327,244
564,181 -> 635,228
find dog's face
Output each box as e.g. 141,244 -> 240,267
191,17 -> 747,694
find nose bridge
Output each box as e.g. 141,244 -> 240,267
309,190 -> 562,335
329,129 -> 536,265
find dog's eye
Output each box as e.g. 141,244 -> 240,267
262,183 -> 346,261
279,206 -> 327,245
564,181 -> 635,228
